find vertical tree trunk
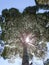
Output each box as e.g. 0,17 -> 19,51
22,45 -> 29,65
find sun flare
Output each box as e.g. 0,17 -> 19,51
25,36 -> 30,43
20,32 -> 37,47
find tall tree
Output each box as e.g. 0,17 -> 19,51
0,7 -> 49,63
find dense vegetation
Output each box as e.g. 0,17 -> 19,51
35,0 -> 49,9
0,0 -> 49,65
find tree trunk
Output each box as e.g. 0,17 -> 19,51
22,45 -> 29,65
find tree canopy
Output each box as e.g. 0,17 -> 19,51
35,0 -> 49,9
0,5 -> 49,63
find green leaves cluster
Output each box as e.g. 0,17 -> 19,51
35,0 -> 49,9
0,6 -> 49,60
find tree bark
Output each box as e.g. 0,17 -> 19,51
22,45 -> 29,65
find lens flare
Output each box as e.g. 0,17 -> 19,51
20,32 -> 37,47
25,36 -> 30,43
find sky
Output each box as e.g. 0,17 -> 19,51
0,0 -> 49,14
0,0 -> 36,14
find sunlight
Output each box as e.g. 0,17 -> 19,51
25,36 -> 35,47
20,32 -> 37,47
25,36 -> 30,43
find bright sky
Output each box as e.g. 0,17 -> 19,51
0,0 -> 36,14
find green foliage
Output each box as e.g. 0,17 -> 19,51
1,46 -> 18,59
2,9 -> 10,21
23,6 -> 39,15
35,0 -> 49,5
35,0 -> 49,9
2,8 -> 21,21
1,7 -> 49,60
9,8 -> 21,19
1,31 -> 5,40
44,59 -> 49,65
1,47 -> 7,59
